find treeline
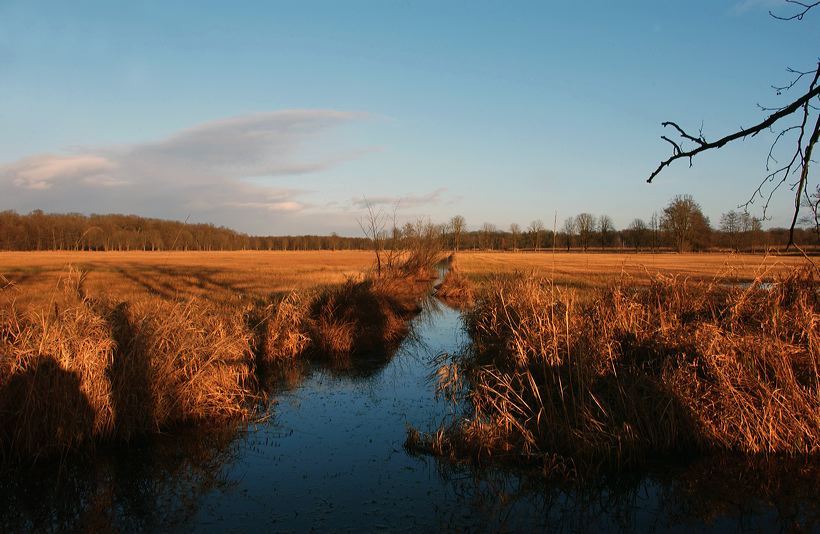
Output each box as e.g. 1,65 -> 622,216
0,211 -> 370,251
2,194 -> 818,253
447,195 -> 819,253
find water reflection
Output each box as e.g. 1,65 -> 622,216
420,455 -> 820,532
0,425 -> 241,532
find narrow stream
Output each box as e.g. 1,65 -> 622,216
186,298 -> 471,531
0,288 -> 817,532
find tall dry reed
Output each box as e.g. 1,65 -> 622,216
307,274 -> 428,363
410,267 -> 819,473
434,268 -> 474,305
0,272 -> 255,460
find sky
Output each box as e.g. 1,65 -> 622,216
0,0 -> 818,236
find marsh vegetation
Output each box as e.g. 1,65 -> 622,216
408,266 -> 819,476
0,247 -> 817,529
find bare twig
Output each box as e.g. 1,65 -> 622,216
647,74 -> 820,185
769,0 -> 820,20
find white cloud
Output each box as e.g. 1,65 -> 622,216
8,154 -> 117,189
225,200 -> 306,213
0,109 -> 367,226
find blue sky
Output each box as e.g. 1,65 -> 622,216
0,0 -> 817,235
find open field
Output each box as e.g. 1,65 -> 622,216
0,250 -> 811,309
455,251 -> 811,289
0,251 -> 374,308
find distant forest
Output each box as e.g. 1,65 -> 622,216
0,207 -> 818,253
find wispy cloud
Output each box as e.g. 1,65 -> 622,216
351,187 -> 448,209
730,0 -> 782,15
0,109 -> 367,224
8,154 -> 118,190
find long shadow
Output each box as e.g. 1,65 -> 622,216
113,263 -> 253,305
150,264 -> 252,303
0,356 -> 96,460
104,302 -> 154,441
113,265 -> 176,301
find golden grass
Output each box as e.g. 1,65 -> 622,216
455,251 -> 809,290
0,252 -> 439,460
0,276 -> 255,460
0,250 -> 374,308
434,268 -> 474,305
253,291 -> 312,364
4,248 -> 810,464
307,273 -> 431,367
0,250 -> 804,308
409,265 -> 820,475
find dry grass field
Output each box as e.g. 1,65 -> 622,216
0,251 -> 374,308
0,250 -> 810,309
455,251 -> 811,289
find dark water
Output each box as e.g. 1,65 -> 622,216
1,296 -> 818,532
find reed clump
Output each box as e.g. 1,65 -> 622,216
409,267 -> 819,473
307,273 -> 429,362
252,291 -> 312,364
107,297 -> 254,434
0,298 -> 116,459
0,274 -> 255,460
434,268 -> 474,305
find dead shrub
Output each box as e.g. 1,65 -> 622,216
257,291 -> 311,363
308,276 -> 414,361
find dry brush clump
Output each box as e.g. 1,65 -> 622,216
0,274 -> 256,461
248,291 -> 312,366
307,274 -> 429,366
434,268 -> 474,305
107,297 -> 254,435
409,266 -> 819,474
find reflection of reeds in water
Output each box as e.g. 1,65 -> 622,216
409,266 -> 819,474
0,424 -> 242,532
420,453 -> 820,531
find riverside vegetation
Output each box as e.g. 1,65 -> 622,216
0,244 -> 817,479
407,262 -> 819,477
0,247 -> 437,462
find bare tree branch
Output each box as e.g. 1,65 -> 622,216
648,52 -> 820,247
788,111 -> 820,244
647,72 -> 820,185
770,0 -> 820,20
